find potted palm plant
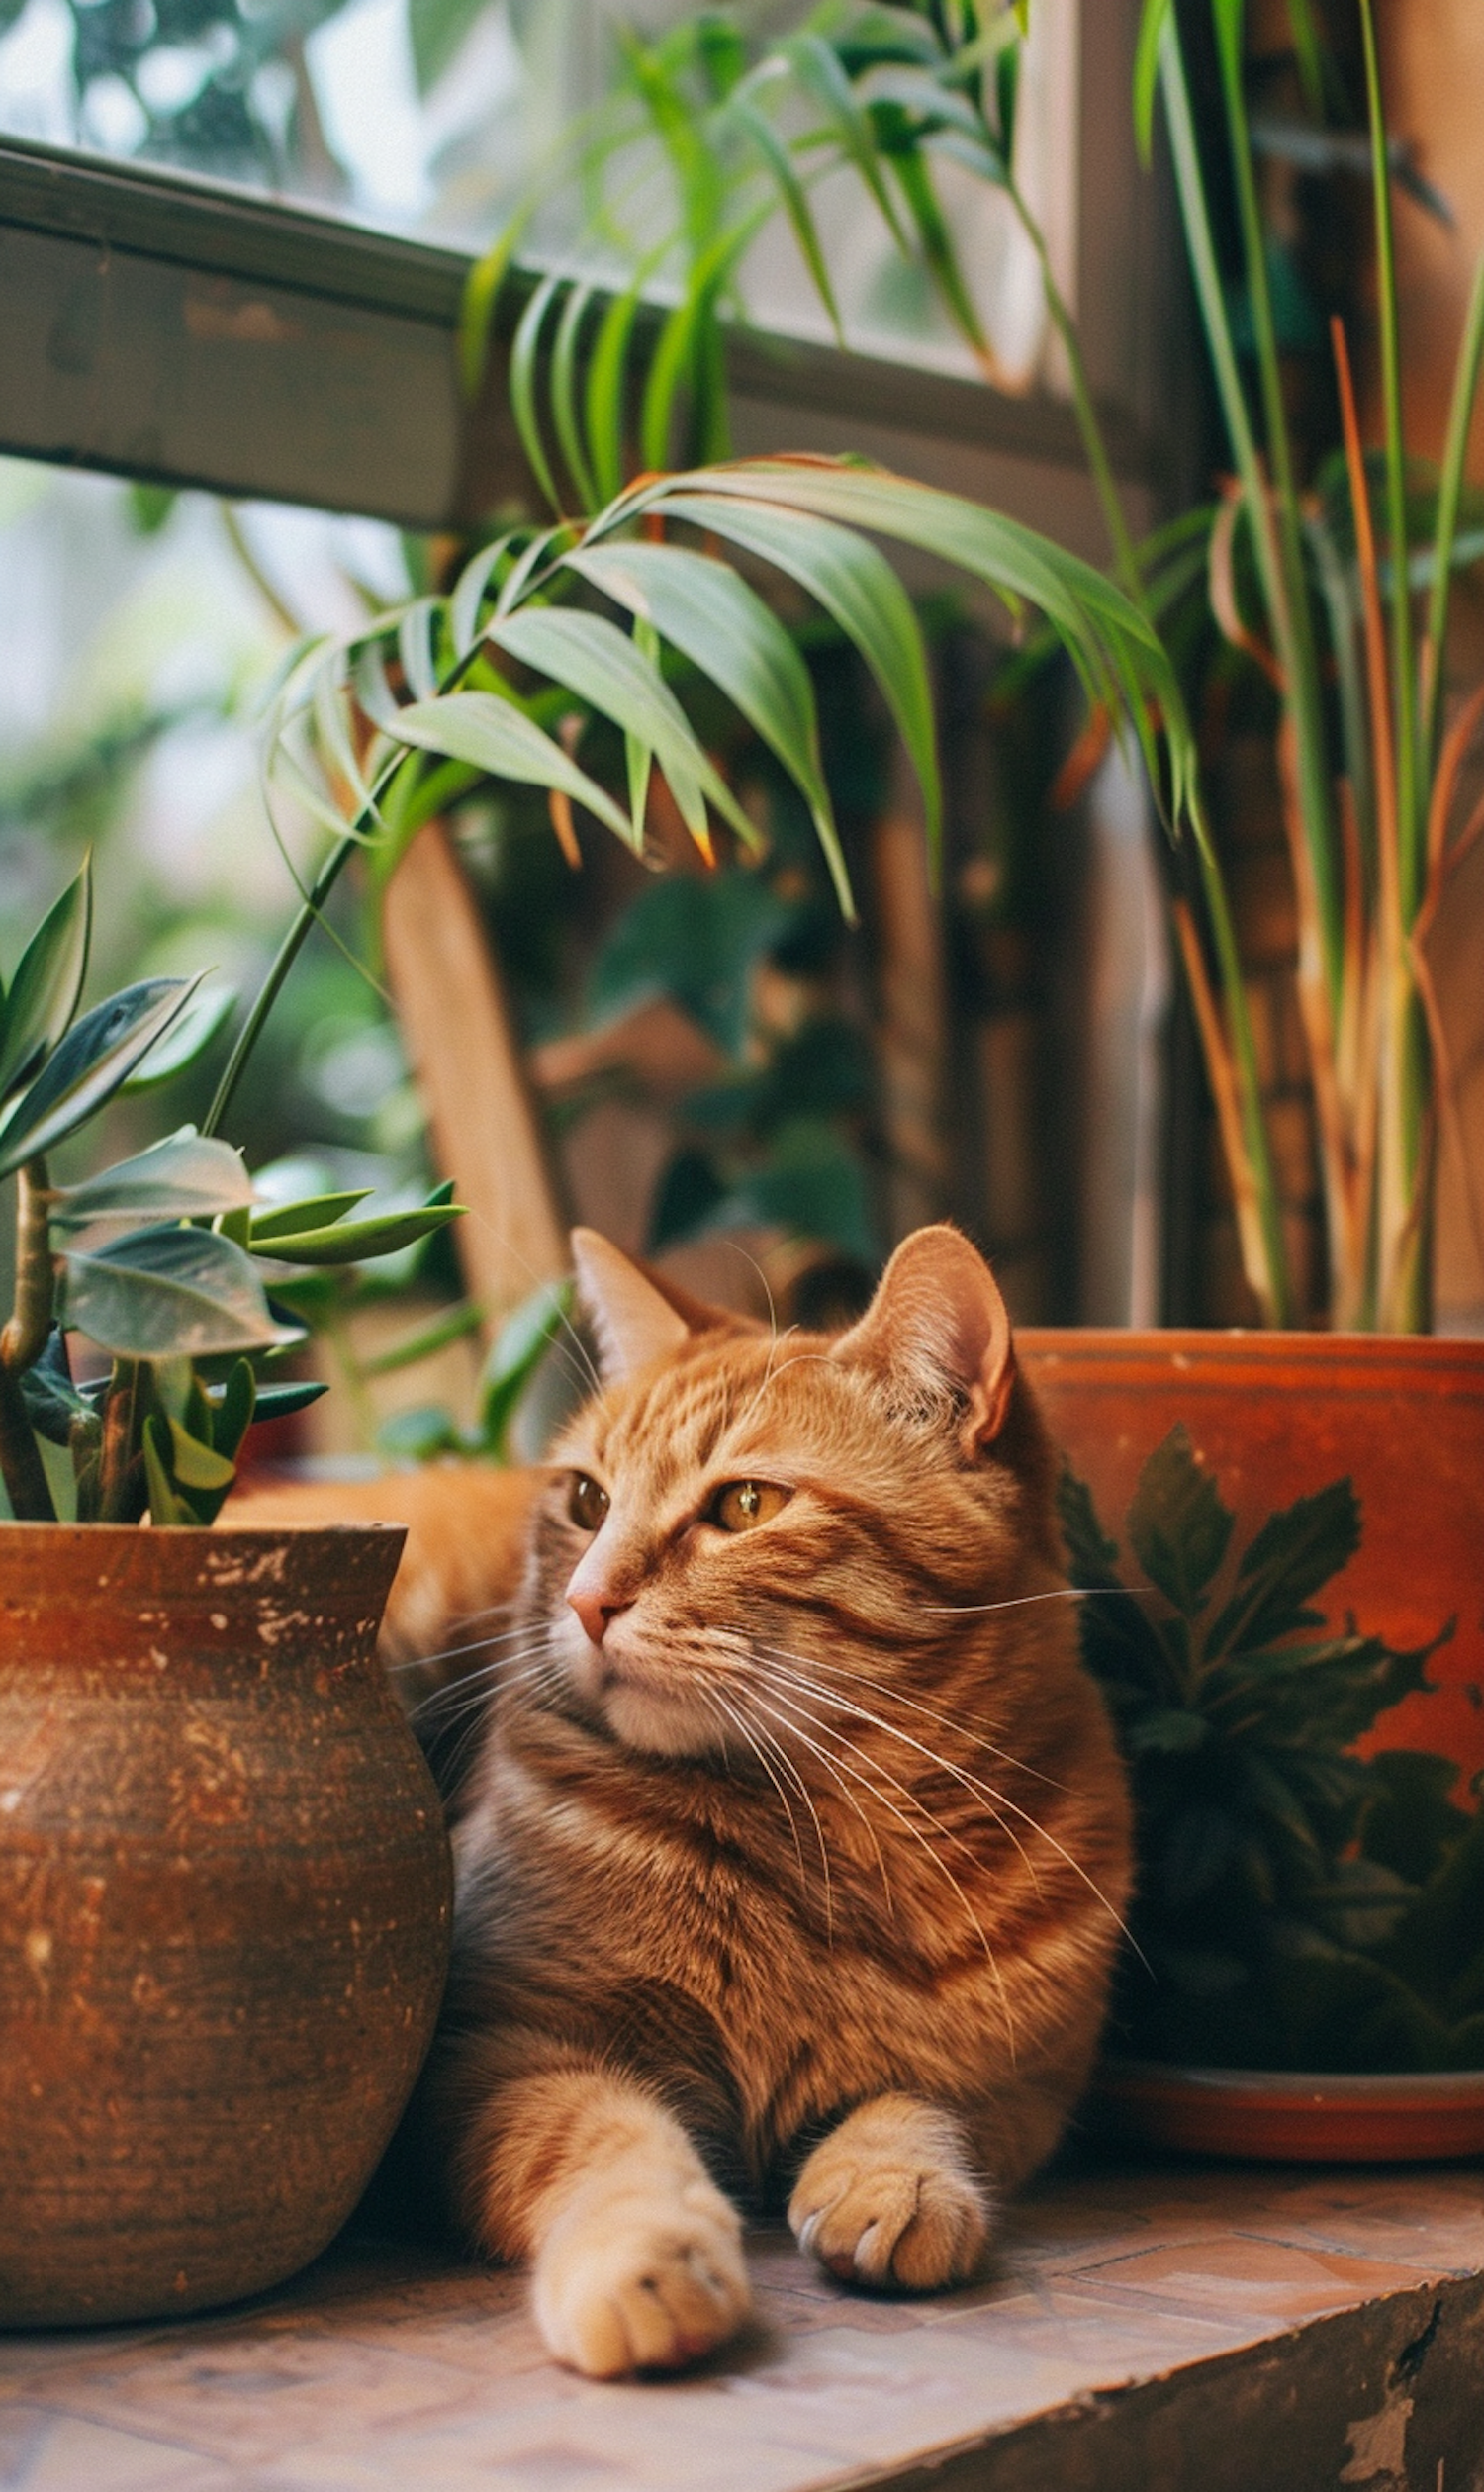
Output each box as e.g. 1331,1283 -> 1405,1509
0,859 -> 462,2323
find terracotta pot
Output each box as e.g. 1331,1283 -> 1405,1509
0,1522 -> 451,2328
1020,1330 -> 1484,1786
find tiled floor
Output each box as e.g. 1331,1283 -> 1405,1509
4,2156 -> 1484,2490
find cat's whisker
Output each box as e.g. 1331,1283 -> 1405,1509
743,1683 -> 1015,2055
392,1615 -> 550,1681
456,1217 -> 603,1407
925,1585 -> 1160,1618
746,1658 -> 1035,1896
750,1647 -> 1134,1953
728,1683 -> 894,1923
700,1686 -> 820,1926
732,1697 -> 836,1943
748,1635 -> 1062,1793
410,1634 -> 566,1724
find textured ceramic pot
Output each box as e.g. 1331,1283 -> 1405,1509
1020,1330 -> 1484,1785
0,1523 -> 451,2327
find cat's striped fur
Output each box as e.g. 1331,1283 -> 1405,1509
239,1224 -> 1132,2377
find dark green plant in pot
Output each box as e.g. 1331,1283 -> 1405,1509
0,861 -> 460,1527
1064,1427 -> 1484,2075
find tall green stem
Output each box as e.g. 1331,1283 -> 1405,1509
0,1156 -> 57,1521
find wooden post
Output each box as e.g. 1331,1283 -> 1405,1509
381,823 -> 569,1334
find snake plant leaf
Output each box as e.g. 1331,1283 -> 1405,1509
50,1130 -> 254,1230
390,692 -> 636,847
563,539 -> 851,912
59,1224 -> 297,1359
247,1192 -> 464,1267
248,1189 -> 372,1244
658,490 -> 941,864
0,977 -> 199,1180
1125,1425 -> 1235,1620
486,605 -> 754,850
0,857 -> 91,1108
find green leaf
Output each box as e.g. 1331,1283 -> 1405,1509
390,692 -> 636,848
0,977 -> 199,1180
563,538 -> 851,913
551,282 -> 601,515
17,1329 -> 89,1447
359,1298 -> 486,1378
51,1131 -> 254,1231
786,29 -> 910,244
0,859 -> 92,1107
60,1226 -> 297,1359
486,604 -> 755,852
1133,0 -> 1171,162
585,264 -> 654,508
477,1277 -> 574,1459
165,1414 -> 237,1492
377,1404 -> 463,1462
1208,1477 -> 1361,1656
659,489 -> 942,867
589,871 -> 794,1056
510,271 -> 566,516
118,977 -> 237,1095
729,94 -> 843,340
706,1120 -> 878,1262
1125,1425 -> 1235,1620
248,1190 -> 372,1243
407,0 -> 485,93
248,1197 -> 464,1267
143,1415 -> 196,1527
243,1378 -> 327,1423
211,1358 -> 256,1463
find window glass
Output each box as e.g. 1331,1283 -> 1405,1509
0,0 -> 1076,388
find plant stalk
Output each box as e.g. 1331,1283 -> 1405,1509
0,1156 -> 57,1522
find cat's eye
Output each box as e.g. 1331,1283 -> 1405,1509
708,1479 -> 789,1533
567,1472 -> 609,1533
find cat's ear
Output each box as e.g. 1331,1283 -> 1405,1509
833,1226 -> 1016,1455
571,1230 -> 692,1386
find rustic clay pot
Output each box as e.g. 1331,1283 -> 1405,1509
1020,1329 -> 1484,1785
0,1522 -> 451,2327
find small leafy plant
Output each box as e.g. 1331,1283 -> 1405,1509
1065,1426 -> 1484,2074
0,863 -> 460,1527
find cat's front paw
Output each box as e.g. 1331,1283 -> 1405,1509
789,2099 -> 989,2292
533,2178 -> 751,2377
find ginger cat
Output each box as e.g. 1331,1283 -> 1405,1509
237,1224 -> 1132,2377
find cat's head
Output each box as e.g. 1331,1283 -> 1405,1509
524,1225 -> 1060,1760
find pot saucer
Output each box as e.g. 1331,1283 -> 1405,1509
1094,2058 -> 1484,2164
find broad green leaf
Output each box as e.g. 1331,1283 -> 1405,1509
486,604 -> 754,850
390,692 -> 636,847
165,1414 -> 237,1492
119,978 -> 237,1095
563,539 -> 852,911
0,859 -> 92,1106
1208,1476 -> 1361,1656
0,977 -> 198,1180
659,490 -> 942,864
1125,1424 -> 1235,1621
50,1130 -> 254,1230
248,1198 -> 464,1267
17,1328 -> 89,1446
249,1189 -> 372,1243
60,1225 -> 296,1359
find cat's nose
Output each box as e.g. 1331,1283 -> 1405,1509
566,1558 -> 631,1646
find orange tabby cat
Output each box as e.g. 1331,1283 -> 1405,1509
237,1223 -> 1131,2378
